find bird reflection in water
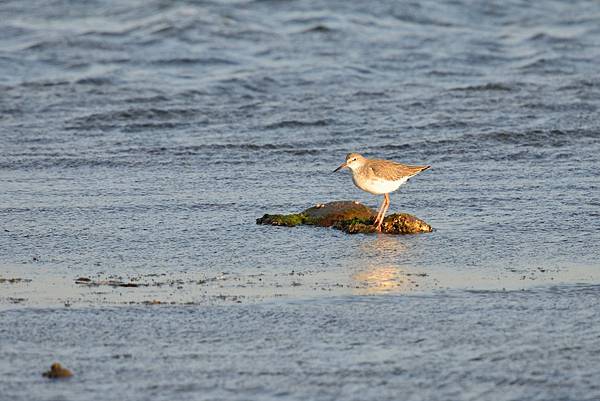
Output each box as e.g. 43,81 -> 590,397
352,266 -> 408,294
351,236 -> 424,294
356,233 -> 409,260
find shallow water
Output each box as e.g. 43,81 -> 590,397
1,0 -> 600,399
2,288 -> 600,401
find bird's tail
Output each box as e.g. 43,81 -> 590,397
407,164 -> 431,180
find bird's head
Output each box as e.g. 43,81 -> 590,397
333,153 -> 366,172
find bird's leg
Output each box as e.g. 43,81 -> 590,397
374,196 -> 384,230
373,196 -> 386,226
382,193 -> 391,222
375,195 -> 388,231
373,199 -> 383,225
376,193 -> 390,232
373,204 -> 382,226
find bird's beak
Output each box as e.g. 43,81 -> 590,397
333,162 -> 347,173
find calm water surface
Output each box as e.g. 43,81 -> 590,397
1,0 -> 599,400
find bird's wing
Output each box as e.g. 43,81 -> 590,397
368,160 -> 430,181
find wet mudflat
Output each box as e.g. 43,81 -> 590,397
2,260 -> 600,308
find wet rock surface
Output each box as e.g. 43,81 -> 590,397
42,363 -> 73,379
257,201 -> 432,234
302,201 -> 376,227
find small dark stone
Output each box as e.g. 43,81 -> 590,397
116,282 -> 139,288
42,363 -> 73,379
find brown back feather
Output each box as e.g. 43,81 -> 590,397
366,159 -> 430,181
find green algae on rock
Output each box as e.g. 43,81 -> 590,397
380,213 -> 433,234
335,213 -> 433,234
255,213 -> 306,227
257,201 -> 432,234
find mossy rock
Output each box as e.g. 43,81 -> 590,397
302,201 -> 375,226
378,213 -> 433,234
255,213 -> 306,227
333,217 -> 376,233
257,201 -> 432,235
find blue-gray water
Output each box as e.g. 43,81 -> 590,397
1,0 -> 600,400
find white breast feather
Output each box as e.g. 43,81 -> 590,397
352,175 -> 409,195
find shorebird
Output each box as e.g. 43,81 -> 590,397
334,153 -> 430,232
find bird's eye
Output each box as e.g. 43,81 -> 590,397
352,158 -> 357,161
